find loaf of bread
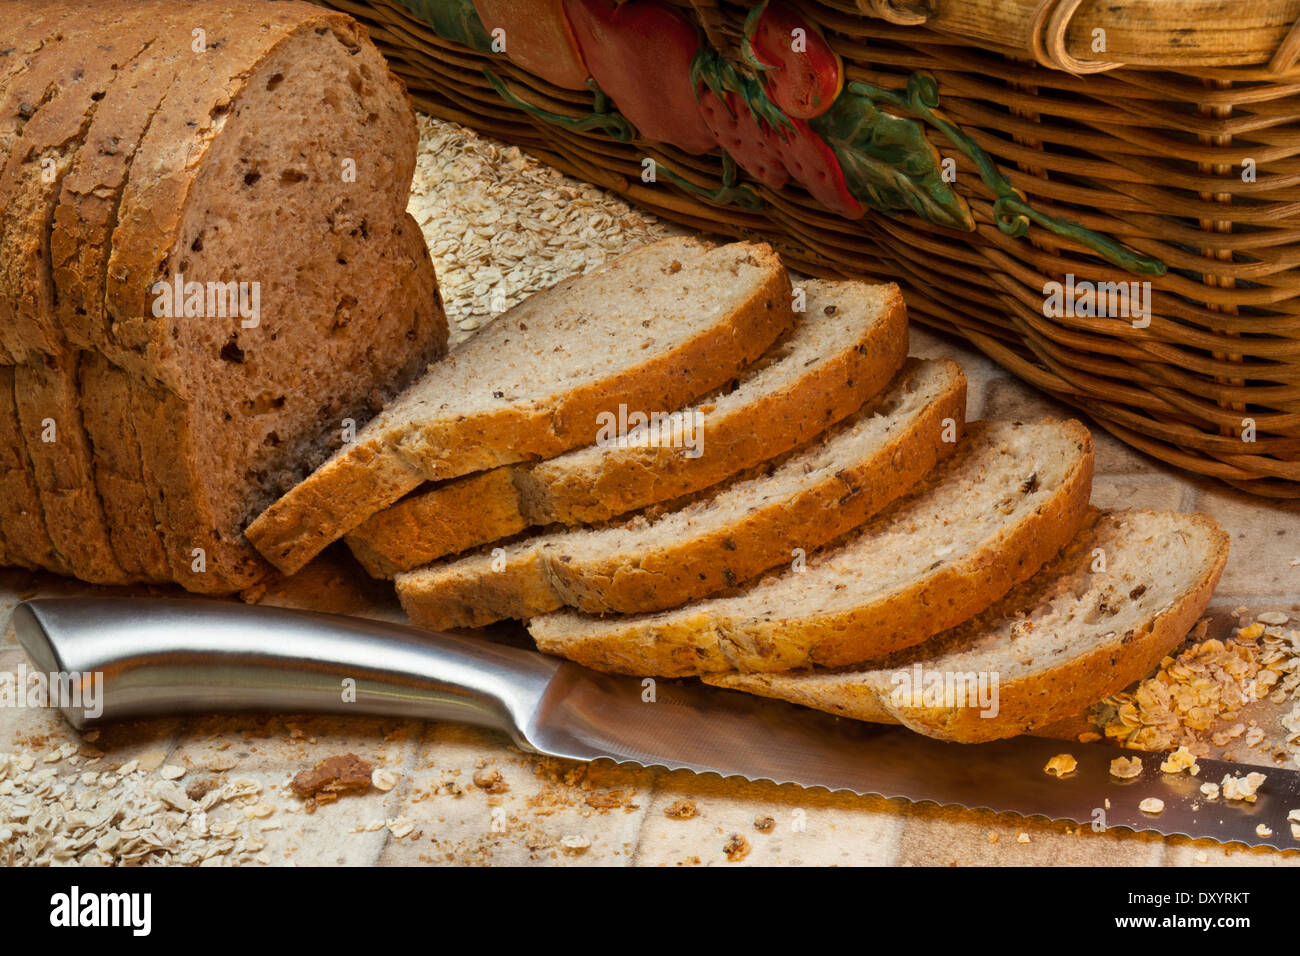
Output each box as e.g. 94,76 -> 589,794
0,0 -> 448,591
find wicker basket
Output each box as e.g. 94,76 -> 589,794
325,0 -> 1300,497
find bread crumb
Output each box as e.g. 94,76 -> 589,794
723,834 -> 750,862
753,815 -> 775,833
472,768 -> 509,794
1194,851 -> 1209,864
1044,754 -> 1077,777
987,831 -> 999,845
663,799 -> 697,820
290,753 -> 373,805
1200,782 -> 1220,800
1109,756 -> 1143,779
1139,797 -> 1165,814
1256,824 -> 1273,838
1016,832 -> 1031,844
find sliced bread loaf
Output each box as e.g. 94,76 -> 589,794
346,278 -> 909,577
2,11 -> 165,583
707,510 -> 1230,742
397,359 -> 967,629
529,418 -> 1095,675
247,237 -> 796,577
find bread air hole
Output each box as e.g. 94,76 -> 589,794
266,72 -> 284,91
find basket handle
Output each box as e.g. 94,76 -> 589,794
855,0 -> 930,26
1029,0 -> 1122,74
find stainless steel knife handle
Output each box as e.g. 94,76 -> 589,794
11,598 -> 563,750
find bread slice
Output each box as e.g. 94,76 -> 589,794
347,278 -> 909,577
248,237 -> 796,576
529,418 -> 1095,675
707,510 -> 1230,742
0,366 -> 68,573
397,359 -> 967,629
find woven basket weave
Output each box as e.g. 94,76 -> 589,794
325,0 -> 1300,497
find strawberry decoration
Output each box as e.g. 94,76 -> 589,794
742,0 -> 843,121
692,50 -> 791,191
562,0 -> 717,154
471,0 -> 590,90
773,118 -> 864,219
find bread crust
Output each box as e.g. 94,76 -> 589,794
530,419 -> 1095,675
248,240 -> 796,576
708,510 -> 1230,742
398,359 -> 967,628
346,282 -> 910,576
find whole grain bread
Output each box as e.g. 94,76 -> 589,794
347,278 -> 909,576
529,418 -> 1095,675
707,510 -> 1230,742
397,359 -> 966,628
248,237 -> 796,576
0,2 -> 448,592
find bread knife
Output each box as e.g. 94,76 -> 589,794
12,597 -> 1300,850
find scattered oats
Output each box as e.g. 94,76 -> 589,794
560,834 -> 591,853
15,753 -> 35,773
1077,732 -> 1102,743
259,821 -> 282,832
1016,832 -> 1031,844
206,755 -> 238,772
1256,824 -> 1273,838
371,768 -> 400,792
386,817 -> 415,839
1221,772 -> 1267,803
1201,782 -> 1221,800
1109,756 -> 1143,779
1257,611 -> 1290,626
137,750 -> 167,773
1160,747 -> 1200,776
1139,797 -> 1165,814
159,765 -> 186,781
246,802 -> 274,819
1044,754 -> 1077,777
116,759 -> 138,776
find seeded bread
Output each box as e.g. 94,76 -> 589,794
0,366 -> 67,573
708,510 -> 1230,742
248,238 -> 796,576
347,279 -> 909,577
397,359 -> 966,628
529,418 -> 1095,675
0,2 -> 449,592
1,12 -> 163,583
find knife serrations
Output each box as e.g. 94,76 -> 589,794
528,669 -> 1300,850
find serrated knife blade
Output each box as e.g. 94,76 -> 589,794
13,597 -> 1300,850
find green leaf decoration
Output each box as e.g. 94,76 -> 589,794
846,75 -> 1166,277
657,153 -> 766,212
483,70 -> 635,143
395,0 -> 494,55
690,47 -> 792,134
811,87 -> 973,231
